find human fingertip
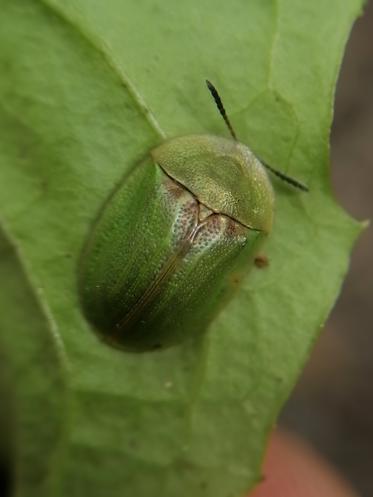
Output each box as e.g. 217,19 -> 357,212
250,430 -> 358,497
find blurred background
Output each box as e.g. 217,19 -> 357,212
280,2 -> 373,496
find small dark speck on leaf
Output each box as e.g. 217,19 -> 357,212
254,254 -> 269,269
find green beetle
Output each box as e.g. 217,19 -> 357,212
79,81 -> 307,352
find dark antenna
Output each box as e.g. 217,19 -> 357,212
205,80 -> 309,192
262,162 -> 309,192
206,80 -> 237,140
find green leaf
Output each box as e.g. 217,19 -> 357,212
0,0 -> 364,496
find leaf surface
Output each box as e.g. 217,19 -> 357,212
0,1 -> 364,496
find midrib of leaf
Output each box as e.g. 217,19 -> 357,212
38,0 -> 166,140
267,0 -> 279,89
